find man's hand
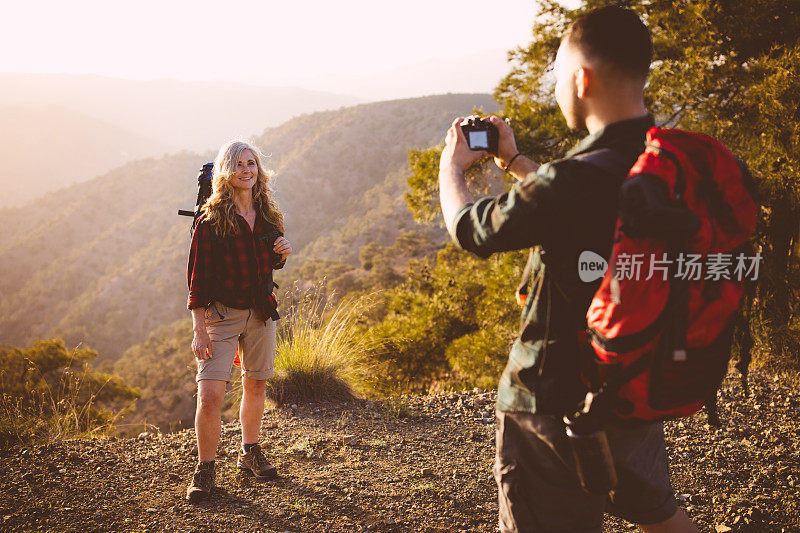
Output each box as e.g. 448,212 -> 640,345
486,115 -> 540,180
439,117 -> 482,236
487,116 -> 519,170
273,236 -> 292,261
440,116 -> 489,174
192,329 -> 213,360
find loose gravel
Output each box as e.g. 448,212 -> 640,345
0,370 -> 797,532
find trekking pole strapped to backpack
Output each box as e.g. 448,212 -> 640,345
178,163 -> 214,231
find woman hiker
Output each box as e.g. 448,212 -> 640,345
185,139 -> 292,502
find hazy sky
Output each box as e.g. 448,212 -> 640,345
2,0 -> 555,84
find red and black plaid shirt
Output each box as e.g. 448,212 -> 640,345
187,213 -> 285,321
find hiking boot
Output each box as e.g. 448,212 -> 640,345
186,461 -> 215,502
237,443 -> 278,480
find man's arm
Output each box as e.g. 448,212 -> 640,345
439,116 -> 551,257
439,115 -> 544,234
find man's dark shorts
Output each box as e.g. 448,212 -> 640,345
494,410 -> 678,533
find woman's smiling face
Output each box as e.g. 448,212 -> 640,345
230,148 -> 258,191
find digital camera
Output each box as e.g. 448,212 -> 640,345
460,116 -> 499,155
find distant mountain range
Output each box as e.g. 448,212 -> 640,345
0,74 -> 361,207
0,74 -> 361,151
0,104 -> 169,207
0,93 -> 497,372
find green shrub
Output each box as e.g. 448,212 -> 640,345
364,245 -> 524,392
445,326 -> 513,390
0,339 -> 140,447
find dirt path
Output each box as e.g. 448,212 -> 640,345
1,371 -> 798,532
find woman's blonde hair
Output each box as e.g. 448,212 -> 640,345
201,140 -> 283,237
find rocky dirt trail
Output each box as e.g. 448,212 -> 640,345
0,370 -> 798,532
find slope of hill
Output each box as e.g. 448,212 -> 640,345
0,153 -> 203,362
255,93 -> 496,253
0,74 -> 362,207
0,93 -> 496,368
0,104 -> 169,207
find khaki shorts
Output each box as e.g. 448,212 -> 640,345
495,410 -> 677,532
196,301 -> 276,382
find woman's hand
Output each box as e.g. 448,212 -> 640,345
190,308 -> 211,360
273,236 -> 292,260
192,329 -> 213,360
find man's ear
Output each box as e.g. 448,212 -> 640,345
574,65 -> 590,99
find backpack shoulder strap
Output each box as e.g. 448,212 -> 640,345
572,148 -> 632,177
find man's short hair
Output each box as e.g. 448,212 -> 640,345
562,6 -> 653,80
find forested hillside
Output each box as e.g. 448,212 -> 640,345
112,318 -> 197,432
0,94 -> 495,379
254,94 -> 496,254
0,152 -> 201,370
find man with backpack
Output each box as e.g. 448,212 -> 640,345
439,7 -> 706,532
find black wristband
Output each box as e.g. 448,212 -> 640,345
504,153 -> 522,172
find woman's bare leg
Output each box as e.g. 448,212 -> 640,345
240,376 -> 267,445
195,379 -> 226,461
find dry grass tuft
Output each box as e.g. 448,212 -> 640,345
264,284 -> 383,406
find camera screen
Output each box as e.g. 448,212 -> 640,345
468,131 -> 489,149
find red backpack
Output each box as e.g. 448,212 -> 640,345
583,127 -> 758,423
